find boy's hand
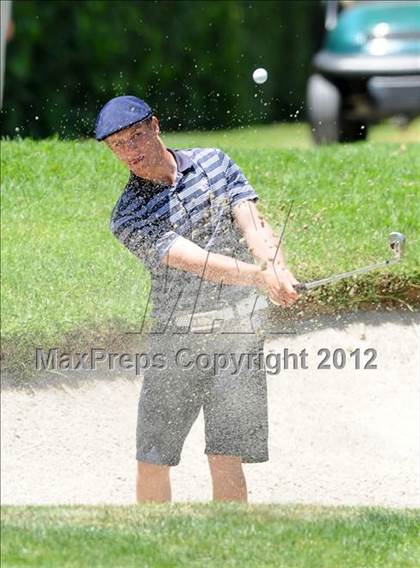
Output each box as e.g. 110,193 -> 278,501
258,264 -> 300,307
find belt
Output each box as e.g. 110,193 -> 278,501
174,295 -> 269,332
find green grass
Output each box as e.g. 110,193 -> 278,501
2,504 -> 420,568
1,121 -> 420,377
164,117 -> 420,149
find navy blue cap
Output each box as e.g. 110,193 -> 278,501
94,95 -> 152,141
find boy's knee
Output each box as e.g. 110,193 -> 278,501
137,461 -> 170,475
207,454 -> 243,473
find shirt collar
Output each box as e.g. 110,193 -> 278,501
167,148 -> 194,174
129,148 -> 194,190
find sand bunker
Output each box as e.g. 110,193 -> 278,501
1,310 -> 419,507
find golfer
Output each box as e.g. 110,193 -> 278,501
94,95 -> 300,503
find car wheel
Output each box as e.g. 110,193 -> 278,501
307,74 -> 341,144
307,74 -> 369,144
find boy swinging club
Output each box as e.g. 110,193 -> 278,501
94,95 -> 300,503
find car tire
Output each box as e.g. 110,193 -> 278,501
307,74 -> 341,144
307,74 -> 368,144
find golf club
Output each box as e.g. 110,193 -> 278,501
175,232 -> 406,327
293,231 -> 406,293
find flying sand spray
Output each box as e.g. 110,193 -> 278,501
270,232 -> 406,305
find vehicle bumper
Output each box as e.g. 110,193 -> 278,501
367,75 -> 420,114
314,50 -> 420,76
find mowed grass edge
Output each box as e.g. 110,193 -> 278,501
2,503 -> 420,567
1,124 -> 420,379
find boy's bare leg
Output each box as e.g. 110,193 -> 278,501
136,461 -> 171,503
207,454 -> 248,502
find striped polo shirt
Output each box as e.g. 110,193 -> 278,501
110,147 -> 260,319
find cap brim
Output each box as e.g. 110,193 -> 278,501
96,111 -> 153,141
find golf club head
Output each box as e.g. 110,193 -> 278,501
389,232 -> 406,260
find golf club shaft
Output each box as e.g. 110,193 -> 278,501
294,258 -> 398,293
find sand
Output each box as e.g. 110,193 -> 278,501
1,310 -> 419,507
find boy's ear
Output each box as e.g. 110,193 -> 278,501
151,115 -> 160,134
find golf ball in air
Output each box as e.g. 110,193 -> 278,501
252,68 -> 268,84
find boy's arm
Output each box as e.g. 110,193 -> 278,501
233,199 -> 288,269
161,236 -> 297,306
162,236 -> 262,286
217,148 -> 298,296
232,199 -> 300,303
111,206 -> 262,287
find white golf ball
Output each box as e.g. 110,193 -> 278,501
252,67 -> 268,84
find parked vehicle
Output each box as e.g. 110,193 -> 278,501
307,0 -> 420,144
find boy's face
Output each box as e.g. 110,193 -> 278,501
104,116 -> 162,178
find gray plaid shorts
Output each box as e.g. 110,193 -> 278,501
136,313 -> 269,466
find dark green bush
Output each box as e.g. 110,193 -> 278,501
1,0 -> 323,139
